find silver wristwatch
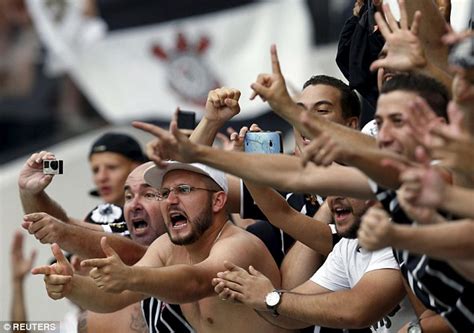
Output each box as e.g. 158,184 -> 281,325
265,290 -> 283,317
407,319 -> 423,333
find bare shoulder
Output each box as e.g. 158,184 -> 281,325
214,223 -> 268,252
136,233 -> 174,267
211,224 -> 280,282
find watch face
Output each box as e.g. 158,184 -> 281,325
265,291 -> 281,307
408,323 -> 422,333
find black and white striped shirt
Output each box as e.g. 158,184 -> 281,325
141,298 -> 194,333
369,180 -> 474,332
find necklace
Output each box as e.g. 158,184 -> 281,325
213,220 -> 230,245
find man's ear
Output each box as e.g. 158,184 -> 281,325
212,191 -> 228,213
345,117 -> 359,130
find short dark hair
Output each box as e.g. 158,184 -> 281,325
302,75 -> 361,120
380,73 -> 449,120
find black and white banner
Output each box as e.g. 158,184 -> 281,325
26,0 -> 343,123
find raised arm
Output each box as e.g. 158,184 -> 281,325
299,116 -> 409,189
250,45 -> 375,150
358,207 -> 473,258
280,202 -> 332,289
245,182 -> 332,256
32,243 -> 145,313
189,87 -> 241,146
23,212 -> 146,264
18,151 -> 70,221
10,231 -> 36,328
82,229 -> 281,304
17,151 -> 103,232
370,0 -> 453,91
133,120 -> 375,200
358,208 -> 474,282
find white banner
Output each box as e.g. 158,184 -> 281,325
27,0 -> 341,123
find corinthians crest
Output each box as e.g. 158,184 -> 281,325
151,33 -> 221,106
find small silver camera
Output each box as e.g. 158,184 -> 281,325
43,159 -> 63,175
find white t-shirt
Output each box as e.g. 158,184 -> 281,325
311,238 -> 416,333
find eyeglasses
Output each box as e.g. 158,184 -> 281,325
157,184 -> 217,200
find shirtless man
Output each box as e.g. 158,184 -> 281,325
32,162 -> 291,333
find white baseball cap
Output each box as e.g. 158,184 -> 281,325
144,161 -> 228,194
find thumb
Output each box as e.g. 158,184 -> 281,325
250,82 -> 269,101
40,175 -> 54,186
248,265 -> 263,277
21,221 -> 32,230
369,59 -> 386,72
170,120 -> 190,145
24,212 -> 44,222
300,111 -> 320,138
100,237 -> 118,258
51,243 -> 69,266
414,146 -> 430,166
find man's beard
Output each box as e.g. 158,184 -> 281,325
336,219 -> 361,239
167,199 -> 213,245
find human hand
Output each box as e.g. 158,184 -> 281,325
22,212 -> 67,245
442,27 -> 474,104
383,147 -> 446,223
397,187 -> 439,224
353,0 -> 365,17
398,147 -> 449,209
370,0 -> 426,72
299,111 -> 349,167
406,96 -> 442,145
300,131 -> 348,168
81,237 -> 132,293
428,102 -> 474,174
434,0 -> 451,23
133,113 -> 199,168
442,28 -> 474,47
204,87 -> 241,124
212,261 -> 274,311
358,207 -> 395,251
11,230 -> 37,282
214,127 -> 237,151
250,45 -> 294,115
231,123 -> 264,152
31,243 -> 74,300
18,151 -> 56,194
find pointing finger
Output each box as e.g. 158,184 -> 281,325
132,121 -> 168,139
81,258 -> 108,268
32,265 -> 53,275
270,44 -> 282,75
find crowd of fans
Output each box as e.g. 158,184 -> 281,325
9,0 -> 473,332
